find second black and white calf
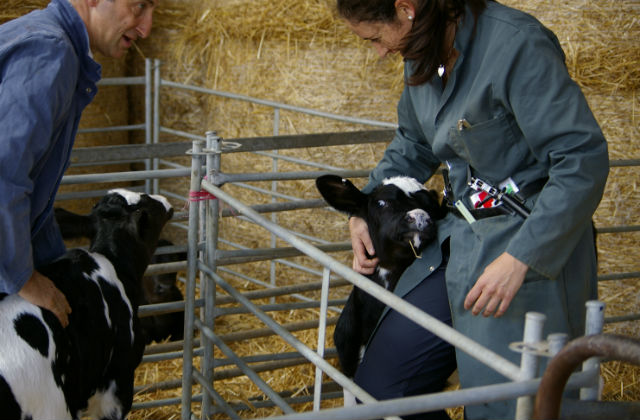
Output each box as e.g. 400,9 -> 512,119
316,175 -> 445,377
0,189 -> 173,420
55,205 -> 185,345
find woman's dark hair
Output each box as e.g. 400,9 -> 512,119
337,0 -> 487,85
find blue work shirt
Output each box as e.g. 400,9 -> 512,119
0,0 -> 101,294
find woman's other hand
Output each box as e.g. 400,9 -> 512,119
464,252 -> 528,317
348,216 -> 379,275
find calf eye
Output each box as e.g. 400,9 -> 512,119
377,200 -> 387,208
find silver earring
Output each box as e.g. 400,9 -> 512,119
408,15 -> 413,20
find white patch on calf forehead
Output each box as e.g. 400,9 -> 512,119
382,176 -> 426,195
108,189 -> 172,212
149,194 -> 172,212
109,188 -> 142,205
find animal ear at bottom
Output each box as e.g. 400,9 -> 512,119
54,207 -> 96,240
414,189 -> 447,220
316,175 -> 367,216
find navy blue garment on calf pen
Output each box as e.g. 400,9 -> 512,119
355,263 -> 457,420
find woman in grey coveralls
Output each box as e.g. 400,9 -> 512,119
337,0 -> 609,419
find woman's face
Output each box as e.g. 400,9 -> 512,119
346,9 -> 413,58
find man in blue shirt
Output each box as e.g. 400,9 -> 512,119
0,0 -> 158,327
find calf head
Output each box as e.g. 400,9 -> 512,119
91,189 -> 173,255
56,190 -> 174,290
316,175 -> 444,271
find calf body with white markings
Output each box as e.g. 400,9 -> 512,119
316,175 -> 444,377
54,206 -> 185,345
0,189 -> 173,420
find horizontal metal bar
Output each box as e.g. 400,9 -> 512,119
610,159 -> 640,167
215,242 -> 352,266
209,317 -> 339,344
69,142 -> 192,164
97,76 -> 146,86
161,80 -> 397,129
605,313 -> 640,323
216,129 -> 394,153
216,299 -> 347,316
214,279 -> 350,305
264,370 -> 597,420
77,124 -> 145,134
254,150 -> 345,171
60,167 -> 190,185
598,271 -> 640,281
207,391 -> 344,417
138,299 -> 184,317
596,225 -> 640,234
212,355 -> 332,381
220,199 -> 328,216
214,169 -> 370,185
160,126 -> 207,142
216,349 -> 338,368
132,396 -> 182,410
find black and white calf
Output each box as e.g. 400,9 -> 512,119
139,238 -> 185,344
316,175 -> 445,377
55,205 -> 185,345
0,189 -> 173,420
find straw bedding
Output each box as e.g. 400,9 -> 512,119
1,0 -> 638,418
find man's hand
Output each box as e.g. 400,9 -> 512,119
464,252 -> 528,317
18,270 -> 72,327
348,216 -> 379,275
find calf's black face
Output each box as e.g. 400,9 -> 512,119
91,189 -> 174,258
316,175 -> 445,378
316,175 -> 444,269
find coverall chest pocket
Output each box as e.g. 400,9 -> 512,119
448,113 -> 527,181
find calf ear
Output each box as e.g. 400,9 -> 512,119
414,189 -> 447,220
54,207 -> 96,240
316,175 -> 367,216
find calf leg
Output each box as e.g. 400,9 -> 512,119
333,291 -> 361,378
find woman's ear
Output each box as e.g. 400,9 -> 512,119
394,0 -> 416,21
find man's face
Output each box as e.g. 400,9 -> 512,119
88,0 -> 157,58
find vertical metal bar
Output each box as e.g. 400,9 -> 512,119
144,58 -> 152,194
153,59 -> 161,194
201,131 -> 221,418
270,107 -> 281,304
548,333 -> 569,357
181,139 -> 204,420
313,267 -> 331,411
580,300 -> 605,401
515,312 -> 546,420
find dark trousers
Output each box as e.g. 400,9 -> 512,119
354,266 -> 457,420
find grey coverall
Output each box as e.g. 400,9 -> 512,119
363,2 -> 609,418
